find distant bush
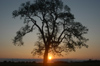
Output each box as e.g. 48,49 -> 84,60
84,59 -> 100,63
54,61 -> 68,63
3,61 -> 7,63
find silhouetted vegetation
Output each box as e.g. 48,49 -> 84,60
12,0 -> 88,66
83,59 -> 100,63
54,61 -> 69,63
0,59 -> 100,66
0,61 -> 100,66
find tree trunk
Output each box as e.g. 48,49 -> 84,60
43,46 -> 49,66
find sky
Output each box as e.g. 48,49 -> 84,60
0,0 -> 100,60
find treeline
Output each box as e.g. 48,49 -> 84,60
0,60 -> 36,63
0,59 -> 100,63
54,59 -> 100,63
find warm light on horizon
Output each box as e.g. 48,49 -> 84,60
48,56 -> 52,60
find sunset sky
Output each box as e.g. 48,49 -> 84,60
0,0 -> 100,60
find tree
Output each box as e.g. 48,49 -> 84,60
12,0 -> 88,66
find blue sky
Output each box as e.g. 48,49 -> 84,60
0,0 -> 100,59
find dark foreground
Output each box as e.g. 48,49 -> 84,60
0,62 -> 100,66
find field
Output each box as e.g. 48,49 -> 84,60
0,62 -> 100,66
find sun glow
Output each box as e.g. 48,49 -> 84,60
48,56 -> 52,60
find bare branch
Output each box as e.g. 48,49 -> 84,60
36,15 -> 43,21
28,15 -> 46,45
58,29 -> 67,42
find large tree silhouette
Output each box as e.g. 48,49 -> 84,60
12,0 -> 88,66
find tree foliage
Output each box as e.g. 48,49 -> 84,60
12,0 -> 88,61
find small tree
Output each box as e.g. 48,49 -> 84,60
12,0 -> 88,66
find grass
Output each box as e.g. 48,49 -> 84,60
0,62 -> 100,66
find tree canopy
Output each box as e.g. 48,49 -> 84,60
12,0 -> 88,65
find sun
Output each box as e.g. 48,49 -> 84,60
48,56 -> 52,60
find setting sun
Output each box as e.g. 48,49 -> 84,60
48,56 -> 52,60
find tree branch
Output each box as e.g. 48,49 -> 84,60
28,15 -> 46,45
60,34 -> 66,43
58,29 -> 67,42
42,12 -> 50,40
36,15 -> 43,21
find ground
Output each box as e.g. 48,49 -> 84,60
0,62 -> 100,66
